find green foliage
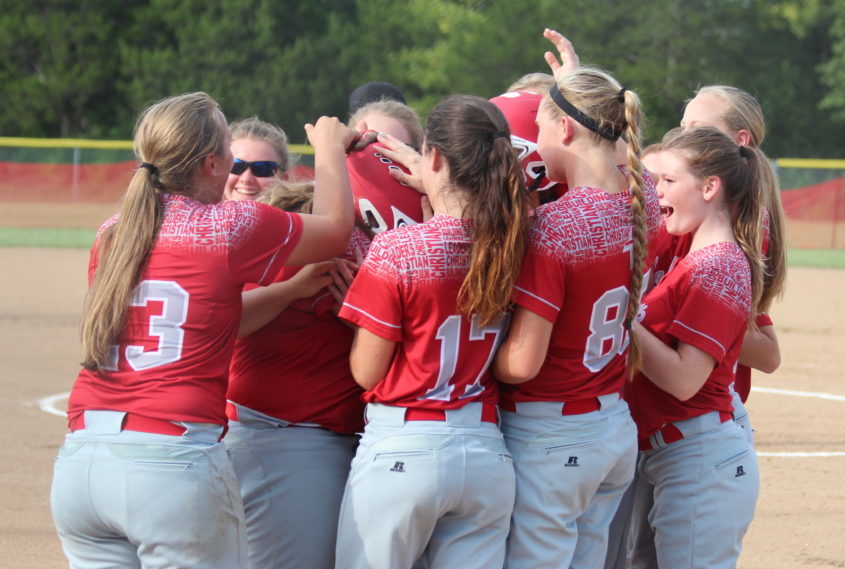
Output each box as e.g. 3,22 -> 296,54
1,0 -> 844,157
819,0 -> 845,120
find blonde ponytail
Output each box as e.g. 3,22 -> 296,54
80,92 -> 228,371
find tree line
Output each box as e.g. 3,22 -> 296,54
1,0 -> 843,158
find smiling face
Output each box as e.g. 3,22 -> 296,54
653,149 -> 711,236
223,138 -> 284,201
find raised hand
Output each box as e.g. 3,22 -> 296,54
305,116 -> 359,153
543,28 -> 580,82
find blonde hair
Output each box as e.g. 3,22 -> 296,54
544,67 -> 648,375
229,116 -> 292,173
80,92 -> 228,372
506,72 -> 556,94
258,179 -> 314,214
691,85 -> 785,310
661,127 -> 766,317
347,100 -> 424,149
694,86 -> 765,147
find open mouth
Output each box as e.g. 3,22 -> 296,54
660,205 -> 674,219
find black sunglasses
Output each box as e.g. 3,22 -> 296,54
231,159 -> 280,177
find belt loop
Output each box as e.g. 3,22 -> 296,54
365,403 -> 407,427
83,410 -> 126,434
597,392 -> 621,410
179,422 -> 226,444
445,402 -> 482,427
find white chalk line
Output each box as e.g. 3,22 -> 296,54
36,387 -> 845,457
749,387 -> 845,457
757,451 -> 845,457
38,391 -> 69,418
750,385 -> 845,402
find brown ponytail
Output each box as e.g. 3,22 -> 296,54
80,92 -> 228,371
424,95 -> 529,326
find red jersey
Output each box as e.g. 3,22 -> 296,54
227,228 -> 371,434
653,208 -> 770,288
68,194 -> 303,427
626,242 -> 752,441
651,209 -> 772,404
500,171 -> 662,404
651,225 -> 687,287
338,215 -> 502,410
733,312 -> 774,402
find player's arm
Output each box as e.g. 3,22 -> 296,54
632,321 -> 716,401
349,327 -> 396,390
738,324 -> 780,374
286,117 -> 358,266
239,261 -> 334,338
494,307 -> 553,384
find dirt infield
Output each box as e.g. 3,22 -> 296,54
2,245 -> 844,567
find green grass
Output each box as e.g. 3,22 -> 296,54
0,227 -> 96,249
786,248 -> 845,268
2,226 -> 845,268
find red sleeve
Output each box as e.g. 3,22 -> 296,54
667,268 -> 747,362
755,313 -> 773,327
338,237 -> 403,342
227,203 -> 303,286
512,217 -> 567,323
87,243 -> 99,285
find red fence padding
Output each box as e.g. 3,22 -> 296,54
780,177 -> 845,223
0,161 -> 136,202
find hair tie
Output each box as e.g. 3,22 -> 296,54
618,87 -> 627,103
623,317 -> 633,331
548,85 -> 622,142
527,165 -> 547,191
140,162 -> 158,175
493,131 -> 509,139
738,145 -> 750,159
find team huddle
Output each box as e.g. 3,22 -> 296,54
49,30 -> 784,569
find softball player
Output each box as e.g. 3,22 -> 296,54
606,87 -> 784,569
224,147 -> 425,569
224,117 -> 291,202
50,92 -> 358,569
626,127 -> 765,569
680,85 -> 785,443
493,67 -> 661,569
335,94 -> 529,569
